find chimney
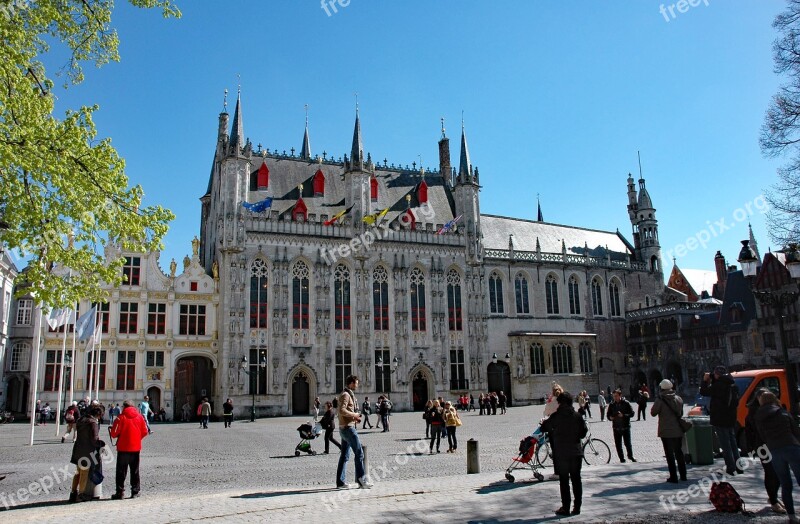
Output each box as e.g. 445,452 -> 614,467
714,251 -> 727,283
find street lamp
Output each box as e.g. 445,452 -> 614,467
240,353 -> 267,422
738,240 -> 800,416
61,353 -> 72,421
375,356 -> 399,393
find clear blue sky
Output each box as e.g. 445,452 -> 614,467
33,0 -> 788,278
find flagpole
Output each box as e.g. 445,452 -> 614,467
28,303 -> 43,446
86,335 -> 94,400
69,317 -> 76,411
94,307 -> 101,401
54,314 -> 70,436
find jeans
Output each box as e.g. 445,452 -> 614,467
613,427 -> 634,460
336,426 -> 365,486
555,455 -> 583,510
430,424 -> 443,451
116,451 -> 141,494
381,414 -> 389,431
636,404 -> 646,421
713,426 -> 740,472
446,426 -> 458,450
599,406 -> 606,421
761,459 -> 781,505
223,414 -> 232,428
201,415 -> 209,429
661,437 -> 686,480
769,444 -> 800,515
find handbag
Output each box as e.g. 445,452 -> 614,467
454,413 -> 462,427
665,400 -> 692,433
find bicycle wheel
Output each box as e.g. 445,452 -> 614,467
583,438 -> 611,466
535,441 -> 552,467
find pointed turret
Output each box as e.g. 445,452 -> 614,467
229,88 -> 244,156
458,120 -> 471,180
300,106 -> 311,160
638,177 -> 653,210
537,195 -> 544,222
349,107 -> 364,171
438,118 -> 451,187
748,223 -> 762,266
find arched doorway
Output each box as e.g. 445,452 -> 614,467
648,369 -> 663,395
412,371 -> 429,411
487,362 -> 512,406
147,386 -> 161,414
174,356 -> 214,421
291,372 -> 310,415
6,376 -> 28,414
665,361 -> 683,390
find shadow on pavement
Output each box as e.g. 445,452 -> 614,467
268,454 -> 322,459
234,487 -> 341,499
0,498 -> 75,512
474,479 -> 544,494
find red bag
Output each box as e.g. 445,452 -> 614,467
709,482 -> 744,513
196,404 -> 202,416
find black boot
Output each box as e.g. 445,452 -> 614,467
111,490 -> 125,500
68,492 -> 77,503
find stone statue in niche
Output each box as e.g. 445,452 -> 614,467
212,260 -> 219,279
183,255 -> 190,270
169,258 -> 177,277
191,236 -> 200,256
325,363 -> 331,384
517,361 -> 524,379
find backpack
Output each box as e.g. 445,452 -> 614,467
65,410 -> 75,423
709,481 -> 744,513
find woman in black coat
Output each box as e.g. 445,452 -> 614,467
320,402 -> 341,454
69,405 -> 105,502
745,388 -> 785,514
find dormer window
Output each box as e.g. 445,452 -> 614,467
257,162 -> 269,190
417,180 -> 428,204
370,176 -> 378,202
313,169 -> 325,197
293,198 -> 308,222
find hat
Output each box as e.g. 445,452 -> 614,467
659,379 -> 673,391
713,365 -> 727,375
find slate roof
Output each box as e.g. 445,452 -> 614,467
480,215 -> 632,259
719,270 -> 757,328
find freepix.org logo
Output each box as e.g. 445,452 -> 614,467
320,0 -> 350,17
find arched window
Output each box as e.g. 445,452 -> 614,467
546,275 -> 560,315
373,266 -> 389,331
529,343 -> 545,375
515,274 -> 530,314
292,261 -> 310,329
410,267 -> 426,331
370,176 -> 378,202
579,342 -> 593,373
591,278 -> 603,316
10,342 -> 30,372
609,279 -> 622,317
257,162 -> 269,190
250,259 -> 269,328
489,272 -> 504,314
568,276 -> 580,315
334,264 -> 351,330
552,343 -> 573,374
313,169 -> 325,197
447,269 -> 463,331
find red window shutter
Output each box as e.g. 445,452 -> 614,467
370,176 -> 378,201
313,169 -> 325,196
257,162 -> 269,190
418,180 -> 428,204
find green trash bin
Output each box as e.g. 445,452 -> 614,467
686,416 -> 713,465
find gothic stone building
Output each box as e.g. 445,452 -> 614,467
197,93 -> 666,416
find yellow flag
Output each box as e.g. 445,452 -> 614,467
362,207 -> 389,225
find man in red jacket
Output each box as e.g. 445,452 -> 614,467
109,399 -> 149,499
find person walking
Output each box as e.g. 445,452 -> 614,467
109,404 -> 121,425
428,400 -> 445,454
577,392 -> 587,418
444,401 -> 461,452
378,396 -> 391,432
40,402 -> 51,425
478,393 -> 485,415
469,394 -> 475,411
181,401 -> 191,422
598,391 -> 607,422
608,389 -> 636,463
636,386 -> 648,421
320,401 -> 341,454
490,392 -> 498,415
541,392 -> 588,517
650,379 -> 687,483
138,396 -> 154,435
746,388 -> 786,515
109,399 -> 149,500
61,401 -> 80,443
68,405 -> 106,503
199,397 -> 211,429
699,365 -> 742,475
423,400 -> 433,437
498,391 -> 507,415
223,398 -> 234,428
756,391 -> 800,523
335,375 -> 371,489
374,397 -> 383,430
361,397 -> 373,429
582,391 -> 592,419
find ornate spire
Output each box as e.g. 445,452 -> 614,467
229,84 -> 244,154
749,223 -> 762,266
537,193 -> 544,222
300,104 -> 311,160
458,116 -> 471,179
350,102 -> 364,170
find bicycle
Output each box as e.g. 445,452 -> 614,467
535,428 -> 611,467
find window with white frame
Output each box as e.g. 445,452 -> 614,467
179,304 -> 206,335
16,299 -> 32,325
10,342 -> 30,372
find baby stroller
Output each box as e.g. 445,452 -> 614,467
295,422 -> 322,456
504,428 -> 546,483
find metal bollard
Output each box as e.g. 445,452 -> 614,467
467,439 -> 480,474
362,444 -> 369,476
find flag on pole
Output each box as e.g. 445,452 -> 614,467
323,205 -> 354,226
362,207 -> 389,225
242,197 -> 273,213
45,308 -> 74,329
436,214 -> 463,235
75,306 -> 98,342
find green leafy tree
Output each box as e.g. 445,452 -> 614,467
761,0 -> 800,247
0,0 -> 180,308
